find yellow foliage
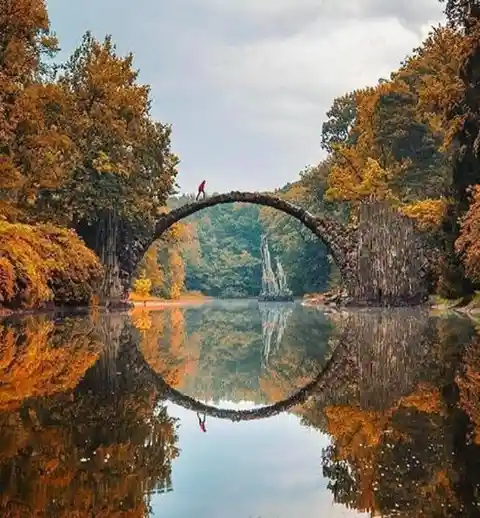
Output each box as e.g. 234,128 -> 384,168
142,243 -> 164,293
133,272 -> 152,298
396,26 -> 466,150
166,223 -> 187,242
130,308 -> 152,332
0,363 -> 178,516
0,0 -> 76,220
136,220 -> 189,300
325,405 -> 390,459
399,198 -> 449,230
168,249 -> 185,300
136,310 -> 194,388
325,82 -> 406,203
325,28 -> 464,206
0,317 -> 102,412
0,222 -> 103,309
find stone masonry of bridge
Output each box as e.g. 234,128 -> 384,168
132,191 -> 432,307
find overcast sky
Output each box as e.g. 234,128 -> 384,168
46,0 -> 445,195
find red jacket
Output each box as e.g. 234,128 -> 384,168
198,181 -> 206,191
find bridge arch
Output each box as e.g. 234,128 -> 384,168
142,340 -> 343,422
140,191 -> 353,277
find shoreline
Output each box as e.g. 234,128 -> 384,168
0,296 -> 213,318
302,293 -> 480,319
2,293 -> 479,319
130,297 -> 212,310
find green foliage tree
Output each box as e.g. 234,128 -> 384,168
436,0 -> 480,297
182,202 -> 263,297
321,92 -> 358,153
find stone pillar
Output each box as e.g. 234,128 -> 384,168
345,203 -> 431,306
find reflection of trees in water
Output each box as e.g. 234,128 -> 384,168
133,307 -> 199,388
4,309 -> 480,516
297,310 -> 480,518
134,303 -> 334,405
0,316 -> 102,413
0,315 -> 179,517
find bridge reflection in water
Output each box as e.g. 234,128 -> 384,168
0,305 -> 480,517
138,307 -> 446,422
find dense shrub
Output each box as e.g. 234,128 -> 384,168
0,222 -> 103,309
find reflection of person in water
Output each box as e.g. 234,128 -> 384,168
197,412 -> 207,433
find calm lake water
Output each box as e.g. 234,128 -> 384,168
1,299 -> 480,517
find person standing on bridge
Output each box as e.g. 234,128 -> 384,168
196,180 -> 206,201
197,412 -> 207,433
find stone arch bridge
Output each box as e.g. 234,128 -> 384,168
132,191 -> 431,306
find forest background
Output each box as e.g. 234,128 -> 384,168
2,0 -> 480,308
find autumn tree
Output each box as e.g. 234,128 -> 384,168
137,223 -> 189,299
50,33 -> 178,301
0,0 -> 75,221
321,92 -> 358,153
436,0 -> 480,296
141,242 -> 164,294
0,317 -> 180,516
133,271 -> 152,298
456,186 -> 480,282
325,64 -> 453,207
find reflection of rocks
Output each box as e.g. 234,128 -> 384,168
310,309 -> 433,411
139,309 -> 434,423
258,302 -> 293,367
314,314 -> 480,518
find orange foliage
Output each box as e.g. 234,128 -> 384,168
168,250 -> 185,300
398,383 -> 445,415
0,389 -> 178,517
325,405 -> 390,459
0,0 -> 76,220
325,27 -> 464,212
133,309 -> 196,388
136,223 -> 189,300
456,185 -> 480,282
0,221 -> 103,308
456,338 -> 480,445
0,317 -> 101,412
325,80 -> 415,203
395,26 -> 466,149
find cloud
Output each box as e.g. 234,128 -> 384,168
192,0 -> 442,33
201,18 -> 421,132
46,0 -> 445,193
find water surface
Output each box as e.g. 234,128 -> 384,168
0,300 -> 479,517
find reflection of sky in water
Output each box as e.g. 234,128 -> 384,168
151,402 -> 366,518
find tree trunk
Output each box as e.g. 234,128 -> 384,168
76,211 -> 129,306
97,211 -> 123,303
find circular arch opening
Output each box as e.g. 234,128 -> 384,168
141,341 -> 342,422
143,192 -> 349,276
